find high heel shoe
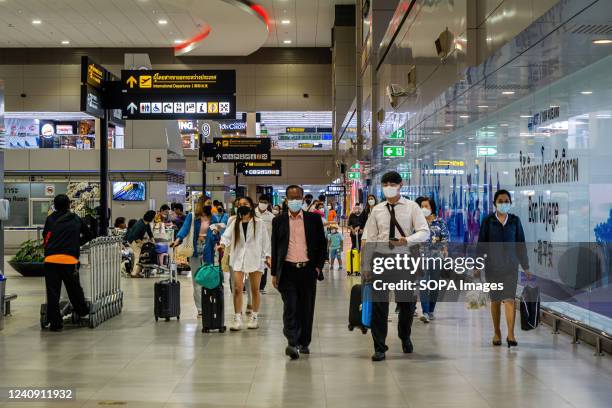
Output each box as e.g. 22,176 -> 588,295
507,338 -> 518,348
492,337 -> 502,346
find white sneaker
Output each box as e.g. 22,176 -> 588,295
428,313 -> 436,321
230,314 -> 243,331
419,314 -> 430,323
247,313 -> 259,329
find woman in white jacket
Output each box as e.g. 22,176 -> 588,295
220,196 -> 271,331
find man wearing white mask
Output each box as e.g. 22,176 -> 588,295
363,171 -> 430,361
255,194 -> 274,293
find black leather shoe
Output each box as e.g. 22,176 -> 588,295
371,352 -> 386,362
49,325 -> 63,332
285,346 -> 300,360
298,345 -> 310,354
402,339 -> 414,354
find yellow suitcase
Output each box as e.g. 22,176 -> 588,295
345,248 -> 360,276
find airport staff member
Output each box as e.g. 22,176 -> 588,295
363,171 -> 430,361
42,194 -> 93,332
271,185 -> 327,360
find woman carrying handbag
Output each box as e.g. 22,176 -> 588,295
171,197 -> 219,316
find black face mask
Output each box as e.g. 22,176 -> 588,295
217,207 -> 224,214
237,206 -> 251,217
305,199 -> 312,205
203,205 -> 212,214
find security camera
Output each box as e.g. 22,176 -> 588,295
435,28 -> 454,60
386,82 -> 417,109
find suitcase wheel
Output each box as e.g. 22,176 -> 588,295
165,317 -> 170,322
348,324 -> 354,331
155,316 -> 159,322
203,328 -> 210,333
360,327 -> 368,334
177,315 -> 180,320
220,326 -> 227,333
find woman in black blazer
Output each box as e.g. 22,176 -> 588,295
478,189 -> 530,348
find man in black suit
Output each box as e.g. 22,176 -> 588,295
271,185 -> 327,360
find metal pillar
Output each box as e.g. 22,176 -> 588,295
99,110 -> 109,236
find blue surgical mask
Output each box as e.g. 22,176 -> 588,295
288,199 -> 303,213
496,203 -> 511,214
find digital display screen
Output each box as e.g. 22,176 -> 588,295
112,182 -> 146,201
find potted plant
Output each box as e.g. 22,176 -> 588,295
9,239 -> 46,277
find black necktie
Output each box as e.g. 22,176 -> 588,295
388,203 -> 397,239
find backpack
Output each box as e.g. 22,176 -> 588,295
520,285 -> 541,330
139,242 -> 158,265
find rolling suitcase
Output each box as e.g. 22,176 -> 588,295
154,251 -> 180,321
201,251 -> 226,333
201,285 -> 226,333
348,284 -> 371,334
345,248 -> 360,276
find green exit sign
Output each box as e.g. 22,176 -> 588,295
399,171 -> 411,179
388,128 -> 406,140
347,172 -> 360,180
383,145 -> 405,158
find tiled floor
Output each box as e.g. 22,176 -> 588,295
1,257 -> 611,408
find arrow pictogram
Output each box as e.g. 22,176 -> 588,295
126,76 -> 137,88
127,102 -> 137,114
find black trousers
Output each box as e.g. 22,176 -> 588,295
371,298 -> 416,353
44,262 -> 89,327
279,263 -> 317,347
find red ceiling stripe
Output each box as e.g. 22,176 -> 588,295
173,25 -> 212,51
250,4 -> 270,30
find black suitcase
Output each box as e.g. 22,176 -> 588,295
348,284 -> 368,334
520,285 -> 541,331
154,261 -> 180,321
140,242 -> 158,265
201,285 -> 226,333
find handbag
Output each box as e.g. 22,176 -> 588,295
221,245 -> 231,273
176,213 -> 195,258
195,263 -> 222,289
520,285 -> 541,330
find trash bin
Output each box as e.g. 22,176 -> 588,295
0,275 -> 6,331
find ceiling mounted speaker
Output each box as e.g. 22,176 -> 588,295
435,27 -> 454,60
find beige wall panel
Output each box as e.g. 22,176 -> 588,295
4,150 -> 30,170
23,95 -> 60,111
256,76 -> 288,96
29,150 -> 70,170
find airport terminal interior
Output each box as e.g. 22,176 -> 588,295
1,0 -> 612,407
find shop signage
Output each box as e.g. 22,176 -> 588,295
435,160 -> 464,167
208,137 -> 271,162
527,106 -> 560,131
121,70 -> 236,94
326,184 -> 345,195
219,120 -> 246,132
383,145 -> 405,158
285,127 -> 333,133
347,171 -> 361,180
476,145 -> 497,157
240,160 -> 282,176
388,128 -> 405,140
55,124 -> 75,135
122,95 -> 236,120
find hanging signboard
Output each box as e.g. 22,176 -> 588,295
121,95 -> 236,120
121,70 -> 236,94
80,56 -> 107,119
210,137 -> 271,162
241,160 -> 282,176
326,184 -> 345,195
382,145 -> 405,158
387,128 -> 406,140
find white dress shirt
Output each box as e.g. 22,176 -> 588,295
362,197 -> 430,243
221,217 -> 271,273
255,207 -> 274,238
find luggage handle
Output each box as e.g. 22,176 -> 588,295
169,247 -> 178,282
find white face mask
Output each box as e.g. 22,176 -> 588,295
368,199 -> 376,206
383,185 -> 399,199
272,209 -> 280,215
421,208 -> 432,217
258,203 -> 268,212
327,205 -> 332,210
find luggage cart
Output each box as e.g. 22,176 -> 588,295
40,236 -> 124,329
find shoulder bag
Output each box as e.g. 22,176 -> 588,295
176,213 -> 195,258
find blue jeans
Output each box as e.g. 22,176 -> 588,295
419,268 -> 441,314
329,248 -> 342,265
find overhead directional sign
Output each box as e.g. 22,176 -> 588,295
211,137 -> 271,163
240,160 -> 282,176
383,145 -> 405,158
121,70 -> 236,94
80,56 -> 107,119
121,95 -> 236,120
388,128 -> 406,140
326,184 -> 345,195
347,171 -> 361,180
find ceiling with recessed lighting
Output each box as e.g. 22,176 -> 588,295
0,0 -> 355,53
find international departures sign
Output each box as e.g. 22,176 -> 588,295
210,137 -> 271,163
241,160 -> 282,176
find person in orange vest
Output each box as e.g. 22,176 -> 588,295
42,194 -> 93,331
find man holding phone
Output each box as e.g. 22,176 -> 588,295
362,171 -> 430,361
